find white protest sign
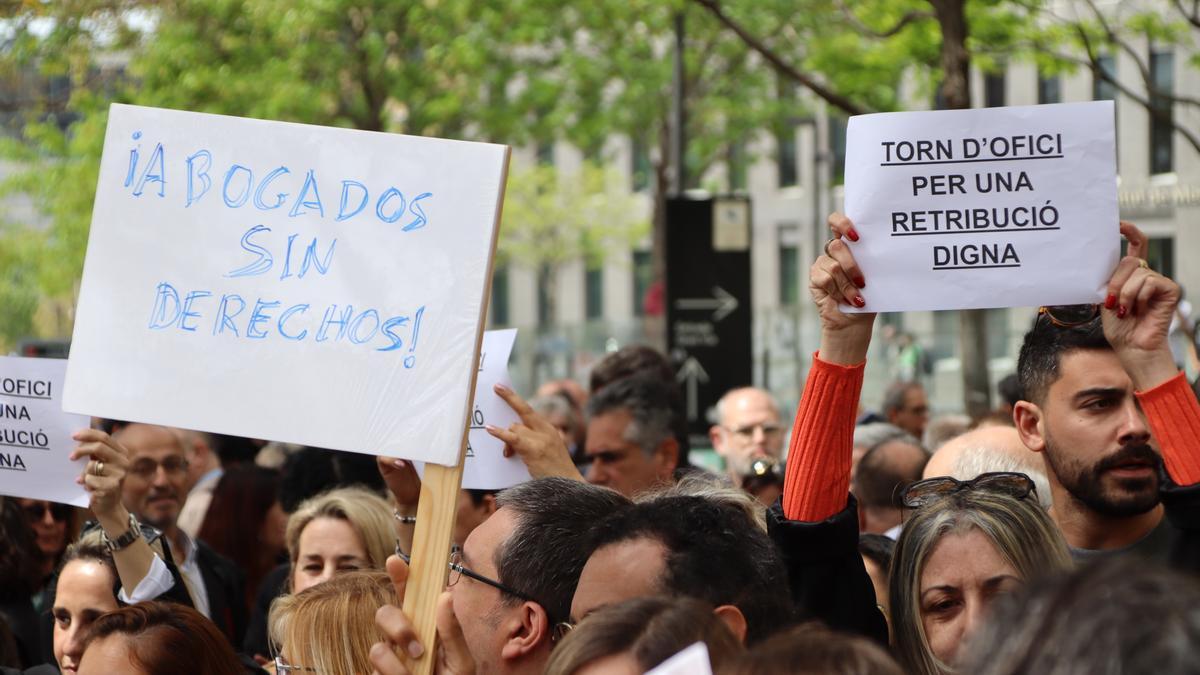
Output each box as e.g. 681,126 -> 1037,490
0,357 -> 89,506
645,643 -> 714,675
64,104 -> 508,467
843,101 -> 1118,313
460,329 -> 529,490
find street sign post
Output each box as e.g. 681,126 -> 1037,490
665,196 -> 753,448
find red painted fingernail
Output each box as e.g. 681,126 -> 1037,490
1117,305 -> 1127,318
854,275 -> 866,289
847,228 -> 860,242
1104,294 -> 1116,310
853,295 -> 866,308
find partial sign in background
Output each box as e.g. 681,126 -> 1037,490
666,197 -> 753,447
0,356 -> 89,506
64,104 -> 509,467
843,101 -> 1118,313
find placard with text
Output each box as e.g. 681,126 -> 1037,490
64,104 -> 508,466
842,101 -> 1117,313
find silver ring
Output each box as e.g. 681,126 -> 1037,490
824,237 -> 839,257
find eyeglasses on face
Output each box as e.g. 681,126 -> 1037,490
723,423 -> 784,441
1037,304 -> 1100,329
22,501 -> 70,523
901,471 -> 1037,510
273,655 -> 317,672
128,455 -> 189,480
395,549 -> 535,603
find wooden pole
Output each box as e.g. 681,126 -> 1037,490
398,146 -> 511,675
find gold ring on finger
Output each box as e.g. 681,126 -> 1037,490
1137,259 -> 1149,270
824,237 -> 839,257
92,460 -> 104,476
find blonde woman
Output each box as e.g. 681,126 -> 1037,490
285,486 -> 396,593
269,570 -> 396,674
888,474 -> 1073,674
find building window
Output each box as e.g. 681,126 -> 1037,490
778,228 -> 800,306
631,135 -> 651,192
490,266 -> 509,326
632,250 -> 653,317
776,127 -> 798,188
984,71 -> 1006,107
536,139 -> 554,166
1150,50 -> 1174,175
727,140 -> 747,192
585,266 -> 604,320
831,115 -> 848,185
1037,75 -> 1061,104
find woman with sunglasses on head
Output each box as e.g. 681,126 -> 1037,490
14,500 -> 82,612
888,473 -> 1071,673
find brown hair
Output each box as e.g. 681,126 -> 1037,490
268,569 -> 396,675
724,623 -> 903,675
544,596 -> 743,675
79,601 -> 242,675
197,465 -> 282,605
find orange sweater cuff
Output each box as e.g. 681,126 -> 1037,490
782,352 -> 865,522
1136,372 -> 1200,486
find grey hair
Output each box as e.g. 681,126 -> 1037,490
923,414 -> 971,452
853,422 -> 921,452
951,446 -> 1054,510
642,472 -> 767,532
959,557 -> 1200,675
529,394 -> 574,420
588,374 -> 676,457
881,381 -> 922,416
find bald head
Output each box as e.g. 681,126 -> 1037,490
923,425 -> 1052,509
710,387 -> 784,480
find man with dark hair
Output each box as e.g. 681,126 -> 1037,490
996,373 -> 1022,418
570,495 -> 794,645
446,477 -> 631,674
584,374 -> 682,497
1014,255 -> 1200,565
852,438 -> 928,537
588,345 -> 690,461
881,381 -> 929,440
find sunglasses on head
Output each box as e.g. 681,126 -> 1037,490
900,472 -> 1037,510
1036,304 -> 1100,329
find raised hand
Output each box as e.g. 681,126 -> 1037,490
811,213 -> 876,365
485,384 -> 584,482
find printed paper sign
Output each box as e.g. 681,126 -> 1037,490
463,329 -> 529,490
64,104 -> 508,466
0,357 -> 89,506
843,101 -> 1118,313
645,643 -> 713,675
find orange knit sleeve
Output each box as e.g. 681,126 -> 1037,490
782,352 -> 865,522
1136,372 -> 1200,487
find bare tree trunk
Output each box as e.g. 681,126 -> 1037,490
930,0 -> 992,418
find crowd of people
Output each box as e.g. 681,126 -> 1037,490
2,214 -> 1200,674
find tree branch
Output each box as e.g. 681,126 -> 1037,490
836,0 -> 934,39
1170,0 -> 1200,29
690,0 -> 871,116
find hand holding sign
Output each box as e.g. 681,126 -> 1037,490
70,429 -> 132,526
811,214 -> 875,366
486,384 -> 583,482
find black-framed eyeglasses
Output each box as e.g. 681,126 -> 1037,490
901,472 -> 1037,510
22,501 -> 70,523
1037,304 -> 1100,329
395,550 -> 535,603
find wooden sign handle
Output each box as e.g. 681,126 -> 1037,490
399,456 -> 465,674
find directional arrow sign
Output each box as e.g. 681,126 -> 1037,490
676,356 -> 710,421
674,286 -> 740,322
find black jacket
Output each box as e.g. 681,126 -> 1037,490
767,495 -> 889,646
193,539 -> 247,648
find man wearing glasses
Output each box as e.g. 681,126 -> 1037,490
109,422 -> 246,645
708,387 -> 786,494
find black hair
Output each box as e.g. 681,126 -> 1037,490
1016,317 -> 1110,405
851,440 -> 928,509
493,478 -> 632,626
278,447 -> 386,513
997,373 -> 1022,408
588,346 -> 690,461
588,374 -> 685,471
858,534 -> 895,573
583,495 -> 794,644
